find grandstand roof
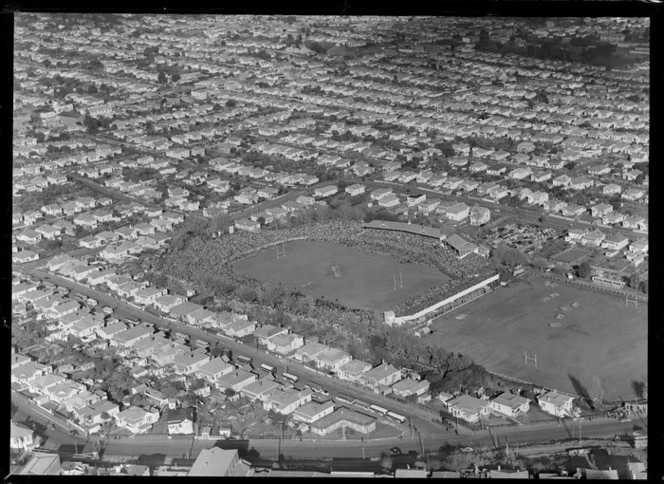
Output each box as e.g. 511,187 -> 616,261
363,220 -> 442,239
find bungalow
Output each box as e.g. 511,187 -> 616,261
622,189 -> 645,202
187,308 -> 217,327
390,378 -> 430,398
552,174 -> 572,188
41,203 -> 62,216
360,362 -> 402,390
111,325 -> 152,348
378,194 -> 400,208
240,377 -> 282,404
196,358 -> 236,383
313,348 -> 353,372
590,203 -> 613,218
602,212 -> 625,226
538,390 -> 574,418
115,406 -> 160,434
581,230 -> 606,247
445,203 -> 470,222
309,407 -> 376,436
17,228 -> 42,245
133,287 -> 167,306
263,388 -> 313,415
314,185 -> 338,198
601,232 -> 629,251
170,302 -> 204,322
490,392 -> 530,417
291,341 -> 328,363
10,423 -> 36,452
406,193 -> 426,207
562,205 -> 586,218
345,184 -> 366,196
254,325 -> 288,346
469,206 -> 490,226
292,400 -> 335,424
336,359 -> 372,383
13,251 -> 39,264
172,352 -> 212,376
602,184 -> 622,196
167,407 -> 195,435
569,177 -> 594,190
565,228 -> 587,244
622,216 -> 647,230
224,318 -> 256,338
628,238 -> 648,254
234,218 -> 261,232
447,394 -> 491,423
370,188 -> 393,200
215,368 -> 257,392
266,332 -> 305,355
531,171 -> 552,183
153,294 -> 186,313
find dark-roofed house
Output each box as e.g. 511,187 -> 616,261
167,407 -> 195,435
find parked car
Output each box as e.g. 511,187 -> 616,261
390,447 -> 401,455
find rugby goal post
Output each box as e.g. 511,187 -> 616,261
626,294 -> 638,309
524,350 -> 538,367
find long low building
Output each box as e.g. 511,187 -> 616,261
309,407 -> 376,436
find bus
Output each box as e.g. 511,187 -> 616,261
354,399 -> 370,410
126,317 -> 139,325
282,372 -> 299,383
336,393 -> 354,404
236,354 -> 252,365
195,339 -> 209,349
386,411 -> 407,424
369,404 -> 388,416
174,332 -> 189,342
260,363 -> 276,374
307,382 -> 324,393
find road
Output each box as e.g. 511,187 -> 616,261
76,416 -> 642,462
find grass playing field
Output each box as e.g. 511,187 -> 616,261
429,275 -> 647,401
232,240 -> 451,311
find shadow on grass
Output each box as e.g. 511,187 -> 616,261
568,373 -> 590,406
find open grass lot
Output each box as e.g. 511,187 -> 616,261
429,275 -> 647,401
233,240 -> 451,311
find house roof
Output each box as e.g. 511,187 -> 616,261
188,448 -> 239,476
167,406 -> 194,424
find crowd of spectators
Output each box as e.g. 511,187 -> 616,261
154,217 -> 494,320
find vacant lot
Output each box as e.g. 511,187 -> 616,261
429,275 -> 647,401
233,240 -> 451,311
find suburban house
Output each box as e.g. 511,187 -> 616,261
172,351 -> 211,375
309,408 -> 376,436
345,184 -> 366,196
263,388 -> 313,415
538,391 -> 574,418
10,422 -> 36,451
196,358 -> 236,383
360,362 -> 402,392
390,377 -> 431,398
240,378 -> 282,403
602,233 -> 630,251
313,348 -> 353,372
167,407 -> 195,435
292,400 -> 335,424
254,325 -> 288,346
115,406 -> 160,434
445,203 -> 470,221
153,294 -> 186,313
265,332 -> 305,355
447,394 -> 491,423
314,185 -> 338,198
335,360 -> 373,383
580,229 -> 606,247
215,369 -> 257,392
489,392 -> 530,417
188,448 -> 252,477
291,341 -> 328,363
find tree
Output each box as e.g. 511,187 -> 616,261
588,375 -> 604,409
171,73 -> 181,82
638,279 -> 648,294
577,262 -> 591,279
380,455 -> 393,473
158,71 -> 167,84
